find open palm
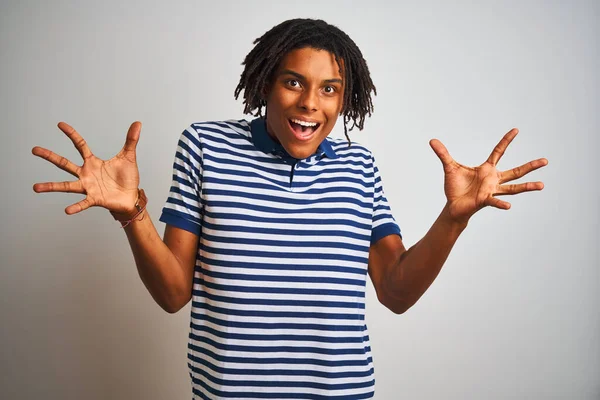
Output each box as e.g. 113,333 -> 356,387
430,128 -> 548,224
32,121 -> 142,215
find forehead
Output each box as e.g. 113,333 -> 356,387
277,47 -> 343,79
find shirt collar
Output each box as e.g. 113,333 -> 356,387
250,117 -> 338,161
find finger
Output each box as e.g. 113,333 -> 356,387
485,197 -> 511,210
33,180 -> 84,194
31,146 -> 81,177
496,181 -> 545,196
65,197 -> 93,215
486,128 -> 518,166
122,121 -> 142,153
500,158 -> 548,183
429,139 -> 454,167
57,121 -> 93,160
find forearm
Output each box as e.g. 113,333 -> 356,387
382,204 -> 467,313
122,210 -> 192,313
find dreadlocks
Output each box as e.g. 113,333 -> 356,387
234,18 -> 376,144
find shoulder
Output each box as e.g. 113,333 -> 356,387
325,137 -> 375,163
175,119 -> 254,155
186,119 -> 251,140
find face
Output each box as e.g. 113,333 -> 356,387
265,47 -> 344,159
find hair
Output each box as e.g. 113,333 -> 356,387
234,18 -> 376,144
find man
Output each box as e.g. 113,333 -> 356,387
32,18 -> 547,399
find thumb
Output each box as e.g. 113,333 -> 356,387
123,121 -> 142,153
429,139 -> 453,167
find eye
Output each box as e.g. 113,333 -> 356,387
323,85 -> 336,94
286,79 -> 301,88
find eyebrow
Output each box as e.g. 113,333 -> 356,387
279,69 -> 343,85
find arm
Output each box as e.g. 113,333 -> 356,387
123,214 -> 197,313
32,121 -> 197,313
369,128 -> 547,314
368,205 -> 466,314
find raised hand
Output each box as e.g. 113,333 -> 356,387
32,121 -> 142,215
430,128 -> 548,224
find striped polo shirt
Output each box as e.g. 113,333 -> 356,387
159,118 -> 401,399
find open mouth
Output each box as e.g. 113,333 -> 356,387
288,118 -> 321,140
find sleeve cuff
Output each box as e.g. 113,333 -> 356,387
371,222 -> 402,245
159,208 -> 202,236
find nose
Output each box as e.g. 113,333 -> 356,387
298,88 -> 318,112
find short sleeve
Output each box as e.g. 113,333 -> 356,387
371,157 -> 402,244
159,125 -> 204,236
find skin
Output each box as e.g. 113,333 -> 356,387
265,47 -> 344,159
31,47 -> 548,314
369,129 -> 548,313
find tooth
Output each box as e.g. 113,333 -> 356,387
292,119 -> 317,127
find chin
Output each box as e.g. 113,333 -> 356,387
285,144 -> 317,160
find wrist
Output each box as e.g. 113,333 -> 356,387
110,189 -> 148,227
440,203 -> 469,233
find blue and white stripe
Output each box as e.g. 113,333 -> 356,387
160,119 -> 400,399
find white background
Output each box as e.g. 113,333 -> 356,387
1,0 -> 598,399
